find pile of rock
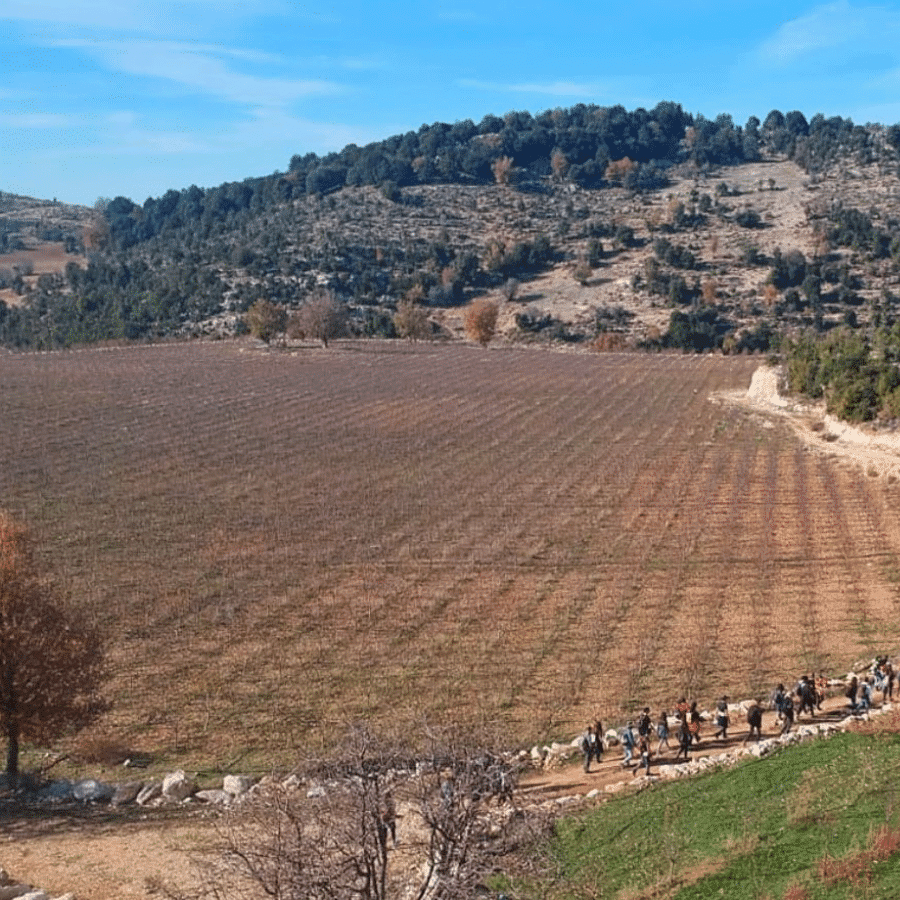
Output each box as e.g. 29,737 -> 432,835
0,866 -> 73,900
34,770 -> 256,809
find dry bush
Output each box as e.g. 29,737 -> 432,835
393,301 -> 432,342
763,283 -> 779,307
550,149 -> 569,180
781,883 -> 810,900
816,822 -> 900,888
288,288 -> 348,347
244,299 -> 288,344
850,706 -> 900,735
492,156 -> 515,186
172,725 -> 535,900
500,277 -> 520,302
604,157 -> 636,184
463,300 -> 498,346
590,333 -> 628,352
572,261 -> 592,285
73,734 -> 134,766
701,279 -> 718,305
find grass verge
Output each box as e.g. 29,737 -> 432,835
507,725 -> 900,899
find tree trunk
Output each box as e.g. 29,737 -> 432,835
5,725 -> 18,784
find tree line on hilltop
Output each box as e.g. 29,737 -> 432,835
0,101 -> 894,351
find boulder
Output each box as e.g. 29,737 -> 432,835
111,781 -> 144,807
136,781 -> 162,806
223,774 -> 253,797
0,886 -> 33,900
162,770 -> 197,802
37,780 -> 73,803
196,789 -> 232,805
72,779 -> 114,803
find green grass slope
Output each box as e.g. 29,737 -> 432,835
513,715 -> 900,899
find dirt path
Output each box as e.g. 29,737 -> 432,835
518,694 -> 857,803
717,365 -> 900,482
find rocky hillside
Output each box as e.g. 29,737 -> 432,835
3,106 -> 900,351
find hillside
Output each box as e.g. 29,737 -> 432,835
0,191 -> 90,309
2,104 -> 900,351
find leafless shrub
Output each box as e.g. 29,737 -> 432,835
288,288 -> 349,348
500,278 -> 520,302
393,301 -> 432,342
605,157 -> 636,185
550,150 -> 569,181
169,724 -> 540,900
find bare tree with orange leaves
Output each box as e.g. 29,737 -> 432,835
0,511 -> 107,781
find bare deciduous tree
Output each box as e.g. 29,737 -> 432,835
174,724 -> 539,900
0,511 -> 107,781
289,288 -> 349,348
393,300 -> 432,342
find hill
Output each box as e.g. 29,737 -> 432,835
2,103 -> 900,351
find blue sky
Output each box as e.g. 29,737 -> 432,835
4,0 -> 900,206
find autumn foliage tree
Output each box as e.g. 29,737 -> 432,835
463,300 -> 498,346
0,511 -> 107,781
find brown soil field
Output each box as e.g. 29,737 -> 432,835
1,340 -> 900,780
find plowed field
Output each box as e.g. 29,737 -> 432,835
1,341 -> 899,770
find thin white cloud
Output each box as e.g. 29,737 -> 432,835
759,1 -> 900,63
459,78 -> 603,97
0,112 -> 72,128
0,0 -> 281,32
53,39 -> 342,107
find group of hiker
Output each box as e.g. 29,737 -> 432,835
579,661 -> 893,778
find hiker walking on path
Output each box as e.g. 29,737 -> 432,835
780,693 -> 795,734
882,661 -> 894,702
635,734 -> 652,777
796,675 -> 816,718
580,725 -> 594,773
656,710 -> 671,755
637,707 -> 653,744
620,722 -> 636,768
689,701 -> 702,745
744,700 -> 763,743
592,719 -> 604,765
713,695 -> 729,740
676,716 -> 692,761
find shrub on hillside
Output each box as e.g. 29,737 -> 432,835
464,300 -> 498,346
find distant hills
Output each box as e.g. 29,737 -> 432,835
2,101 -> 900,352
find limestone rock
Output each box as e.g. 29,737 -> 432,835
72,779 -> 114,803
223,774 -> 253,797
196,789 -> 232,805
136,781 -> 162,806
162,770 -> 197,802
111,781 -> 144,806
